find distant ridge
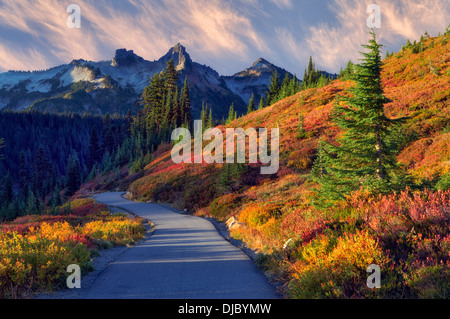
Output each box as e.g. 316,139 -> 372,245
0,44 -> 320,118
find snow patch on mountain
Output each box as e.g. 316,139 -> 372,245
0,65 -> 68,93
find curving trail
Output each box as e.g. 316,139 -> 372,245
73,192 -> 279,299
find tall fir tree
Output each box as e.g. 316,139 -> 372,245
0,138 -> 4,160
19,151 -> 29,190
312,31 -> 404,207
180,77 -> 192,128
33,146 -> 54,198
247,93 -> 256,114
266,70 -> 280,106
226,103 -> 235,125
65,153 -> 81,197
87,126 -> 102,170
163,59 -> 178,93
207,108 -> 214,130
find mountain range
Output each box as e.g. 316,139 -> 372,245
0,44 -> 295,119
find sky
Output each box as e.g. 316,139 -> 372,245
0,0 -> 448,76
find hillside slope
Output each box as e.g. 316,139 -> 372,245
129,33 -> 449,202
101,32 -> 449,298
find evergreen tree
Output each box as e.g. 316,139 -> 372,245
226,103 -> 235,125
142,73 -> 165,127
207,108 -> 214,130
340,60 -> 355,80
19,151 -> 29,190
65,153 -> 81,197
26,187 -> 38,215
279,73 -> 291,100
50,186 -> 62,208
247,93 -> 255,114
102,114 -> 116,154
302,56 -> 323,89
313,31 -> 403,206
0,138 -> 4,160
259,96 -> 265,110
180,77 -> 192,128
1,172 -> 13,204
163,59 -> 178,93
125,109 -> 133,138
33,146 -> 54,198
200,101 -> 208,132
266,70 -> 280,106
171,86 -> 181,127
288,75 -> 301,96
87,126 -> 102,170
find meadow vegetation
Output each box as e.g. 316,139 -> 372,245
127,31 -> 450,299
0,198 -> 145,298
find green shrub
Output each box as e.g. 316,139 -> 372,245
436,172 -> 450,191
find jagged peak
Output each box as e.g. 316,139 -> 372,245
251,58 -> 272,68
111,48 -> 144,67
159,43 -> 192,71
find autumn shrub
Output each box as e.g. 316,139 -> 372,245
32,222 -> 93,248
232,202 -> 285,251
278,206 -> 327,245
0,205 -> 145,298
209,193 -> 242,221
60,198 -> 109,217
81,217 -> 145,247
289,230 -> 389,299
436,171 -> 450,191
239,203 -> 275,229
0,231 -> 92,299
405,264 -> 450,299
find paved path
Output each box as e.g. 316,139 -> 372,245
72,192 -> 279,299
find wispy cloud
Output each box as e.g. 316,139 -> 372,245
270,0 -> 293,9
303,0 -> 450,71
0,0 -> 448,74
0,0 -> 267,73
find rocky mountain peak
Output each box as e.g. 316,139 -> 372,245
111,49 -> 144,67
159,43 -> 192,71
232,57 -> 277,78
251,58 -> 272,69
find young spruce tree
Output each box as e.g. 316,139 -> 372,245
312,31 -> 403,207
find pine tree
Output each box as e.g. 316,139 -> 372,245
279,73 -> 291,100
313,31 -> 403,206
19,151 -> 29,190
226,103 -> 235,125
200,101 -> 208,132
207,108 -> 214,130
26,187 -> 38,215
266,70 -> 280,106
163,59 -> 178,93
65,153 -> 81,197
288,75 -> 300,96
0,138 -> 4,160
1,172 -> 13,204
87,126 -> 102,170
180,77 -> 192,128
259,96 -> 265,110
171,85 -> 181,127
50,186 -> 62,208
247,93 -> 255,114
142,73 -> 165,127
125,109 -> 133,138
33,146 -> 54,198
